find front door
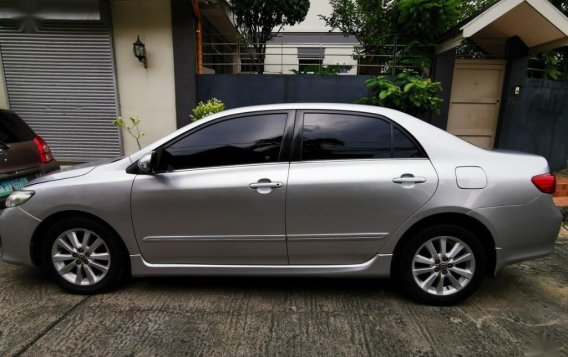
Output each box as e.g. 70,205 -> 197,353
447,59 -> 506,148
286,111 -> 438,265
131,112 -> 293,265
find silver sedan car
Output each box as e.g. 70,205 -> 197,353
0,104 -> 562,305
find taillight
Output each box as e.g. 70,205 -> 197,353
33,136 -> 54,163
531,173 -> 556,194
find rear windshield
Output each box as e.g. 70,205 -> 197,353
0,111 -> 35,143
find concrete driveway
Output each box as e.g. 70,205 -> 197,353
1,231 -> 567,356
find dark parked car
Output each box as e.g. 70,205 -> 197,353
0,109 -> 59,206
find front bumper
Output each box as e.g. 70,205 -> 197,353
0,206 -> 41,266
469,195 -> 562,274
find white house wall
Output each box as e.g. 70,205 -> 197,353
264,46 -> 299,75
111,0 -> 177,155
264,43 -> 358,75
281,1 -> 335,32
262,1 -> 359,75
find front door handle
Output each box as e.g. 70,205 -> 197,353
249,179 -> 284,194
249,182 -> 283,189
393,176 -> 426,184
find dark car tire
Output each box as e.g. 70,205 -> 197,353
397,224 -> 487,306
42,217 -> 127,294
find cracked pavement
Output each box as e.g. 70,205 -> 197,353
1,231 -> 567,356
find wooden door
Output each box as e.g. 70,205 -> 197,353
447,59 -> 506,148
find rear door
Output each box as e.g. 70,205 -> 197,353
286,111 -> 438,265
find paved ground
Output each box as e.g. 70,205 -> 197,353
1,230 -> 567,356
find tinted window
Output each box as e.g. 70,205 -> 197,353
302,113 -> 392,161
0,111 -> 35,143
393,126 -> 424,158
164,114 -> 287,170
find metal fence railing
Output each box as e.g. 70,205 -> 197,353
200,34 -> 429,76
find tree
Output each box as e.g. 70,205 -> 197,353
230,0 -> 310,74
321,0 -> 461,75
320,0 -> 393,57
322,0 -> 460,50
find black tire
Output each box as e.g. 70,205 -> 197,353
397,224 -> 486,305
42,217 -> 127,294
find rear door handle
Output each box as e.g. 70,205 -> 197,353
249,182 -> 283,189
393,176 -> 426,184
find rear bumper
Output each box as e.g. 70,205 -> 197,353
39,161 -> 60,175
0,206 -> 41,266
469,195 -> 562,274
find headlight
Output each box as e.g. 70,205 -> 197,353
5,190 -> 35,207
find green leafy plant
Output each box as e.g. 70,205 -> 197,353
191,98 -> 225,122
393,0 -> 460,43
112,115 -> 145,150
290,64 -> 353,76
322,0 -> 461,75
358,69 -> 443,116
543,51 -> 562,80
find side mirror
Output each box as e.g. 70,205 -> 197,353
138,153 -> 154,174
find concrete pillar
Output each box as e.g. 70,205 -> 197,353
0,51 -> 9,109
495,36 -> 529,148
429,48 -> 456,129
171,0 -> 197,128
111,0 -> 177,155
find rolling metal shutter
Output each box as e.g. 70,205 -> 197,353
0,22 -> 121,162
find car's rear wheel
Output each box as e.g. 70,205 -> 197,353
42,217 -> 126,294
398,225 -> 486,305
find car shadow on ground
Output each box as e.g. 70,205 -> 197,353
2,251 -> 556,308
129,275 -> 397,294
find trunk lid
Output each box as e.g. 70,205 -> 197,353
0,140 -> 40,176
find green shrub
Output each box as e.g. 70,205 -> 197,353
358,69 -> 442,116
290,64 -> 352,76
191,98 -> 225,122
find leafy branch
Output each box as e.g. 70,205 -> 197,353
112,115 -> 145,150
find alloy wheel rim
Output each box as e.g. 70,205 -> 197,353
51,229 -> 111,286
412,236 -> 476,296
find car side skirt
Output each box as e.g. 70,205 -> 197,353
130,253 -> 393,278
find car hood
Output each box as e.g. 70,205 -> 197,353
26,158 -> 122,186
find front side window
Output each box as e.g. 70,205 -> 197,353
163,113 -> 288,170
301,113 -> 425,161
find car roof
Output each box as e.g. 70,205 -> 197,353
215,103 -> 397,117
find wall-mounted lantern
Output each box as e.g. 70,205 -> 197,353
133,35 -> 147,68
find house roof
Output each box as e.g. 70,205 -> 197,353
437,0 -> 568,56
199,0 -> 239,41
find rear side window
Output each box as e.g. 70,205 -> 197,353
0,111 -> 35,143
301,113 -> 425,161
164,113 -> 288,170
393,126 -> 423,158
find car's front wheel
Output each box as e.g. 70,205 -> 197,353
42,217 -> 126,294
398,225 -> 486,305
